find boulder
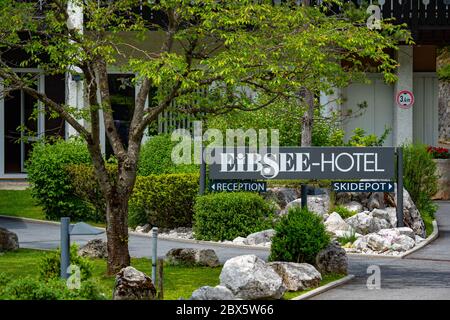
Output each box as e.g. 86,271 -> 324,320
386,207 -> 398,227
368,217 -> 392,233
415,235 -> 426,244
264,187 -> 300,209
219,255 -> 286,300
315,241 -> 348,275
366,233 -> 391,252
232,237 -> 247,245
342,201 -> 363,213
371,208 -> 390,221
393,187 -> 426,238
0,227 -> 19,252
285,193 -> 330,217
113,267 -> 156,300
195,249 -> 220,267
135,224 -> 152,233
352,236 -> 369,251
166,248 -> 219,267
324,212 -> 353,235
245,229 -> 275,245
190,285 -> 238,300
345,212 -> 373,235
390,235 -> 415,252
396,227 -> 416,240
78,239 -> 107,259
268,262 -> 321,291
367,192 -> 386,211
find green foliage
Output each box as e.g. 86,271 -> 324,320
333,206 -> 357,219
138,134 -> 198,176
337,231 -> 358,246
346,127 -> 391,146
129,174 -> 199,229
38,244 -> 93,282
403,144 -> 439,220
26,138 -> 95,222
269,207 -> 330,264
65,164 -> 118,223
0,277 -> 104,300
193,192 -> 275,241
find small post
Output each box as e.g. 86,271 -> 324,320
199,142 -> 206,195
151,227 -> 158,284
396,147 -> 404,227
157,258 -> 164,300
301,184 -> 308,210
60,217 -> 70,279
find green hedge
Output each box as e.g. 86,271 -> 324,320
269,207 -> 330,264
138,134 -> 198,175
193,192 -> 275,241
129,173 -> 199,229
403,144 -> 439,219
26,138 -> 94,221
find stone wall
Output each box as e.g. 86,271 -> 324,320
438,49 -> 450,145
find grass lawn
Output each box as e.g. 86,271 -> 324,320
0,249 -> 221,300
282,273 -> 345,300
423,213 -> 434,238
0,190 -> 44,220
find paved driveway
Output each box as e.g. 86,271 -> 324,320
0,216 -> 268,263
312,201 -> 450,300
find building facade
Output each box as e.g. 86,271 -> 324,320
0,0 -> 449,179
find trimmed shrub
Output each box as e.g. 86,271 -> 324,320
403,144 -> 439,219
193,192 -> 275,241
65,164 -> 118,223
38,244 -> 93,282
26,138 -> 94,221
129,173 -> 199,229
269,207 -> 330,264
138,134 -> 198,176
0,277 -> 104,300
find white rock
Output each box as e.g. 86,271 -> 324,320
323,213 -> 330,221
268,262 -> 321,291
352,236 -> 369,251
396,227 -> 416,240
367,233 -> 391,252
219,255 -> 286,300
285,193 -> 330,217
371,208 -> 390,221
343,201 -> 363,213
232,237 -> 247,245
325,212 -> 354,235
245,229 -> 275,245
346,212 -> 373,235
190,285 -> 239,300
368,217 -> 392,233
386,207 -> 398,227
391,235 -> 415,252
415,235 -> 425,244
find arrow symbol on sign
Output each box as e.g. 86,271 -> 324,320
388,183 -> 393,191
211,184 -> 215,190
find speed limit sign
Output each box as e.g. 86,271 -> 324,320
396,90 -> 414,109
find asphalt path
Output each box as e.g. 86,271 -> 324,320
311,201 -> 450,300
0,216 -> 268,263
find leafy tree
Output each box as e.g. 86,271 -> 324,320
0,0 -> 409,274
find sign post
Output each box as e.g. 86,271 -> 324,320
397,147 -> 404,227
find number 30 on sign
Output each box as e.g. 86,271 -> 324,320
396,90 -> 414,109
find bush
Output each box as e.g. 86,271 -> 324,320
129,173 -> 199,229
138,134 -> 198,176
269,207 -> 330,264
333,205 -> 356,219
193,192 -> 275,241
0,277 -> 104,300
65,164 -> 118,223
403,144 -> 439,219
38,244 -> 93,282
26,138 -> 95,221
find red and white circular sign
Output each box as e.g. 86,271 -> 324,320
396,90 -> 414,109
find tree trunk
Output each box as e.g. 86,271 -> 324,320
301,88 -> 314,146
105,194 -> 131,275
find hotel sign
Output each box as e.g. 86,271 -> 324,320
208,147 -> 396,180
